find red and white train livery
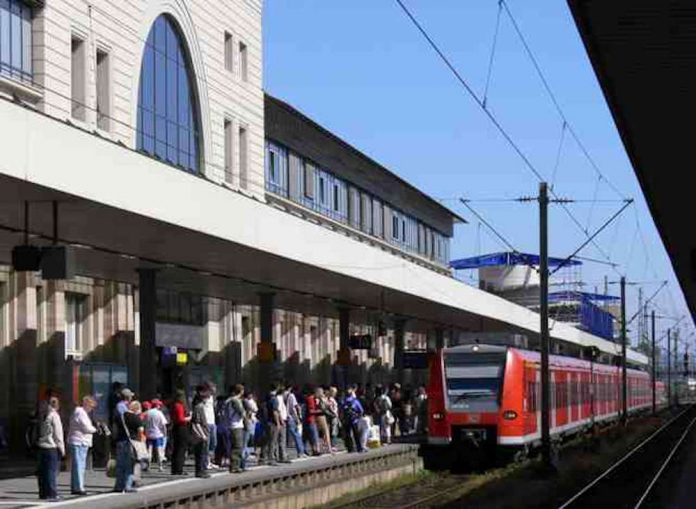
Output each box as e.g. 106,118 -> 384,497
428,344 -> 666,448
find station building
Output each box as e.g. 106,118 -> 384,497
0,0 -> 646,450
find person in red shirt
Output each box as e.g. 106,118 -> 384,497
170,390 -> 191,475
304,386 -> 321,455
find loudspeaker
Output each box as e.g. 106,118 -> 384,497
11,245 -> 42,272
41,245 -> 75,280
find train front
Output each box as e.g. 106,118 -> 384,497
427,344 -> 509,448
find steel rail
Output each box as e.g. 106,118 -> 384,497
557,405 -> 694,508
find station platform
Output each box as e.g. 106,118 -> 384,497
0,444 -> 421,509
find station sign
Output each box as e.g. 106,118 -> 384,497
349,334 -> 372,350
402,351 -> 431,369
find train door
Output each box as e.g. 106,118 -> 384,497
524,364 -> 538,437
570,372 -> 578,423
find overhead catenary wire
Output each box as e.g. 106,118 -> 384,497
393,0 -> 623,275
482,0 -> 503,109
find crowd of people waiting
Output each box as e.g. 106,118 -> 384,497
31,381 -> 428,502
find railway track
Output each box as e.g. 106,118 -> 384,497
558,404 -> 696,509
330,473 -> 468,509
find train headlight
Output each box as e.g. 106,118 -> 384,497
502,410 -> 518,420
432,412 -> 445,421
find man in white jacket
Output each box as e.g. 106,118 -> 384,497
67,396 -> 97,495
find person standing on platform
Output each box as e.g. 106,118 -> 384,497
327,386 -> 340,451
37,397 -> 65,501
342,384 -> 365,453
68,396 -> 97,495
145,399 -> 168,471
285,386 -> 306,458
260,382 -> 281,466
315,387 -> 332,454
214,393 -> 231,468
243,392 -> 258,464
304,386 -> 321,455
376,385 -> 393,445
202,382 -> 218,470
413,385 -> 428,435
113,401 -> 143,493
226,384 -> 246,473
275,383 -> 291,463
191,386 -> 211,478
170,390 -> 190,476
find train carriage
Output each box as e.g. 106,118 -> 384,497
428,344 -> 666,449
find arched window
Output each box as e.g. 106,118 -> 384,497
137,15 -> 200,173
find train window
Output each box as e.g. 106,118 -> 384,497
443,351 -> 506,409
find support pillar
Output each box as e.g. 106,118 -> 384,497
138,269 -> 157,400
258,292 -> 275,390
337,308 -> 350,388
9,271 -> 38,452
435,328 -> 445,350
394,320 -> 406,385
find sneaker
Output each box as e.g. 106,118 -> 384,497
123,489 -> 138,494
208,462 -> 220,469
71,490 -> 88,496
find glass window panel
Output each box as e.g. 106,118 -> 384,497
21,4 -> 30,76
137,15 -> 199,172
9,0 -> 20,73
0,1 -> 10,74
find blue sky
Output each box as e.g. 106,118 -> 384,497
263,1 -> 693,351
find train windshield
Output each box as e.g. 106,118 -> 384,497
444,352 -> 506,409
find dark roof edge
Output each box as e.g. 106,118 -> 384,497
566,0 -> 695,320
264,92 -> 467,225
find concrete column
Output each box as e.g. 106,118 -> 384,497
137,269 -> 157,399
394,320 -> 406,385
258,292 -> 275,389
435,328 -> 445,350
9,271 -> 38,452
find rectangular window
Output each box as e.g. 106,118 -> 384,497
224,119 -> 233,183
0,0 -> 32,83
269,150 -> 276,182
71,36 -> 86,121
361,193 -> 372,234
65,293 -> 86,354
96,48 -> 110,131
238,125 -> 248,189
224,31 -> 233,72
239,41 -> 248,81
372,200 -> 383,238
318,175 -> 326,204
333,184 -> 339,212
392,215 -> 399,240
304,163 -> 315,199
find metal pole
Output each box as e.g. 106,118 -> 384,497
621,276 -> 627,425
651,310 -> 656,415
667,328 -> 672,406
539,182 -> 551,468
674,334 -> 679,405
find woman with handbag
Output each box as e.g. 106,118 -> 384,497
113,400 -> 144,493
170,390 -> 191,476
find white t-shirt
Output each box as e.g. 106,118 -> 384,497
145,408 -> 168,439
203,395 -> 216,426
277,394 -> 288,422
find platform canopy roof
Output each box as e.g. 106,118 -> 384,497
450,252 -> 581,271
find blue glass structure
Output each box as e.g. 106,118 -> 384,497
137,15 -> 200,173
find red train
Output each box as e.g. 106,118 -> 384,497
427,344 -> 666,450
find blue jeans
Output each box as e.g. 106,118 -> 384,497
287,419 -> 305,456
308,423 -> 319,452
70,444 -> 89,493
241,428 -> 252,469
207,424 -> 217,454
37,448 -> 60,499
114,441 -> 134,492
